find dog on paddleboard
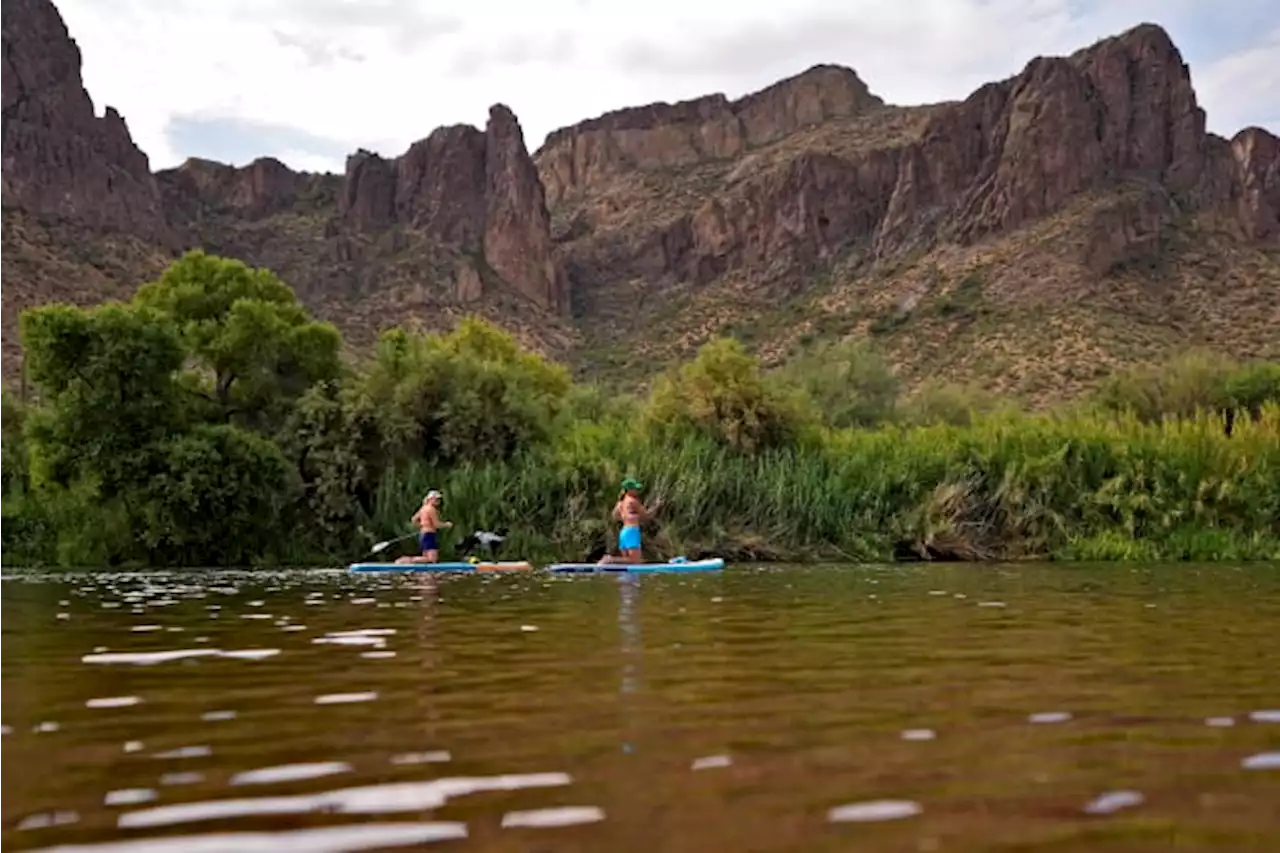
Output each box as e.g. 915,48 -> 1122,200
456,528 -> 508,561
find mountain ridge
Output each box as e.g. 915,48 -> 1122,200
3,0 -> 1277,401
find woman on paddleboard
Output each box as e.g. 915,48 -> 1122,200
606,478 -> 649,564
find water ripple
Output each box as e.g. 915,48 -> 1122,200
501,806 -> 605,828
230,762 -> 352,786
28,822 -> 467,852
1083,790 -> 1145,815
82,649 -> 279,665
827,800 -> 922,823
313,692 -> 377,705
86,697 -> 141,709
118,773 -> 572,828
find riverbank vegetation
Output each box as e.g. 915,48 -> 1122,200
3,252 -> 1279,567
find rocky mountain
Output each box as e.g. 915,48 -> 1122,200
3,0 -> 1278,402
537,25 -> 1279,394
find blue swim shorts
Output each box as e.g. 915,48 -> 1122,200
418,531 -> 438,552
619,525 -> 642,551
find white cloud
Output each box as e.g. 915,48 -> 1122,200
52,0 -> 1278,174
1192,27 -> 1280,135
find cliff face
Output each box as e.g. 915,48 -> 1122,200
535,64 -> 884,207
2,0 -> 1277,402
1,0 -> 168,242
1226,128 -> 1280,242
337,106 -> 567,311
543,24 -> 1278,302
531,23 -> 1277,397
159,156 -> 335,222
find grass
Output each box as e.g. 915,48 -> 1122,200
361,404 -> 1280,566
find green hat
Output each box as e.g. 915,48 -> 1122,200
621,477 -> 643,491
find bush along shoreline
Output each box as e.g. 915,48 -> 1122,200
4,251 -> 1279,568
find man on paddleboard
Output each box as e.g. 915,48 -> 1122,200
396,490 -> 452,564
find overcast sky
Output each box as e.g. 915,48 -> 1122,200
55,0 -> 1280,175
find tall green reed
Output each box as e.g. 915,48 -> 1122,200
364,404 -> 1280,563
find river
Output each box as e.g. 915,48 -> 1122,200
2,564 -> 1279,852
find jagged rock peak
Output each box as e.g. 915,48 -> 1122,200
1,0 -> 169,241
1070,22 -> 1183,63
338,103 -> 567,311
483,102 -> 567,312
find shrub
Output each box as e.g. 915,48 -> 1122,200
361,318 -> 572,466
644,337 -> 810,452
775,338 -> 900,427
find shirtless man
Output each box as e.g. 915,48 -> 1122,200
608,478 -> 649,564
396,490 -> 452,564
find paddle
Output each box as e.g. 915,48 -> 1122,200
369,532 -> 418,556
369,521 -> 460,558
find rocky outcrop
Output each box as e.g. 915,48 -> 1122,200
483,106 -> 567,312
1083,187 -> 1176,275
686,148 -> 904,287
552,22 -> 1279,296
340,105 -> 567,311
1225,128 -> 1280,242
342,126 -> 488,242
878,24 -> 1215,254
536,65 -> 884,206
157,156 -> 338,223
340,149 -> 398,231
1,0 -> 170,243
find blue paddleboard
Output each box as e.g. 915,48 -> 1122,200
348,561 -> 533,574
547,557 -> 724,574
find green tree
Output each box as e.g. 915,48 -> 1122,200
1225,361 -> 1280,420
281,381 -> 383,551
16,288 -> 302,566
139,424 -> 295,566
778,338 -> 900,427
1095,349 -> 1235,421
20,302 -> 186,494
1,392 -> 56,565
134,250 -> 342,430
362,317 -> 572,465
899,379 -> 998,427
2,392 -> 30,496
645,337 -> 808,452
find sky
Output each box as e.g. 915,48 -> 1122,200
55,0 -> 1280,175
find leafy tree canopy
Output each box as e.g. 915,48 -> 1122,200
134,250 -> 342,429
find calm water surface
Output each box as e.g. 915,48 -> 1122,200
2,564 -> 1279,852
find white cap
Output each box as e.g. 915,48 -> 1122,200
425,490 -> 442,501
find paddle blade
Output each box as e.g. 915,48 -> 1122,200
370,540 -> 391,554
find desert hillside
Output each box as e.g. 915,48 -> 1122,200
3,0 -> 1277,402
